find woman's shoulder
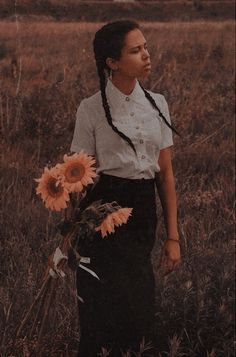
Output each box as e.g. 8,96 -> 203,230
145,88 -> 166,105
144,88 -> 170,115
76,91 -> 104,126
143,88 -> 171,123
80,90 -> 102,110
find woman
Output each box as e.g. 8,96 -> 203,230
70,20 -> 181,356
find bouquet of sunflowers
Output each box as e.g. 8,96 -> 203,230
16,151 -> 132,348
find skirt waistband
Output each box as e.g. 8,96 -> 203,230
99,173 -> 155,186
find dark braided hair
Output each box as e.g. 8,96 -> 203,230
93,20 -> 179,153
139,82 -> 179,136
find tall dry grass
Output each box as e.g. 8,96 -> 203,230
0,20 -> 235,356
0,0 -> 234,23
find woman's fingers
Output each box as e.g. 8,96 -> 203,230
167,258 -> 174,271
173,258 -> 181,269
162,256 -> 181,276
162,258 -> 174,276
158,246 -> 181,276
167,259 -> 180,274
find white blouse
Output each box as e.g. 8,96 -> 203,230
70,79 -> 173,179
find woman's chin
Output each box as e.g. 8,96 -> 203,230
138,70 -> 151,80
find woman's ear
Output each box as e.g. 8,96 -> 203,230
105,57 -> 119,71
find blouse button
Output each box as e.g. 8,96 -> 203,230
125,97 -> 130,101
130,112 -> 134,117
136,126 -> 139,130
140,139 -> 144,144
141,155 -> 146,159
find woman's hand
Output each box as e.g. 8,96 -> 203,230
158,239 -> 181,276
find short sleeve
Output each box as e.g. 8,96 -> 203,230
160,95 -> 174,150
70,99 -> 96,155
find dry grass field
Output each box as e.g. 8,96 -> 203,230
0,17 -> 235,357
0,0 -> 235,22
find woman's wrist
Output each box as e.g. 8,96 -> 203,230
167,232 -> 179,243
167,237 -> 180,243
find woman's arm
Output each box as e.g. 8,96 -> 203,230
157,147 -> 178,239
156,147 -> 181,274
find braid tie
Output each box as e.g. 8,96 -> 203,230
139,82 -> 180,137
97,65 -> 137,154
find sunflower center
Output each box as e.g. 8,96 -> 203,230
65,164 -> 85,183
47,177 -> 64,197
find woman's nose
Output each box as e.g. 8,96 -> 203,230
142,48 -> 150,60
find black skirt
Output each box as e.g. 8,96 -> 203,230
76,174 -> 157,356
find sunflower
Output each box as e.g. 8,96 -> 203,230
35,166 -> 70,211
96,207 -> 133,238
59,152 -> 97,193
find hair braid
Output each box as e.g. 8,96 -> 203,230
93,20 -> 140,154
97,64 -> 137,154
139,82 -> 180,137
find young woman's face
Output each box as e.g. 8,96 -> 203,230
111,28 -> 151,80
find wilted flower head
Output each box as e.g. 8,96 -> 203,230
96,208 -> 133,238
35,166 -> 69,211
59,152 -> 97,193
111,208 -> 133,226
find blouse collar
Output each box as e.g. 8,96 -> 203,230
106,78 -> 146,107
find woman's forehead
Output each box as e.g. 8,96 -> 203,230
123,29 -> 146,49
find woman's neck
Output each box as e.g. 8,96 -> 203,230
111,74 -> 137,95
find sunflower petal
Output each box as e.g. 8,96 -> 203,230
35,166 -> 69,211
59,152 -> 96,193
95,207 -> 132,238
